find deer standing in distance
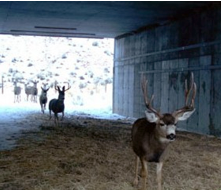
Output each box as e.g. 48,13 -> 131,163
131,73 -> 197,190
24,80 -> 38,102
49,83 -> 71,125
13,80 -> 21,103
39,83 -> 50,114
24,82 -> 32,101
31,80 -> 39,103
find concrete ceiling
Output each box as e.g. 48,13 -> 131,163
0,1 -> 217,39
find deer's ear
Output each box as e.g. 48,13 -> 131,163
145,110 -> 160,123
174,109 -> 195,121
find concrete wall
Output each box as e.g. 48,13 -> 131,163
113,6 -> 221,136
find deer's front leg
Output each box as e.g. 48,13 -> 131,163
49,110 -> 52,120
156,162 -> 163,190
60,111 -> 64,121
140,157 -> 148,190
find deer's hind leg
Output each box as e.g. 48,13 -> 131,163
133,155 -> 139,186
49,109 -> 52,120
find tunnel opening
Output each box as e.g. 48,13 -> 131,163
0,35 -> 115,114
0,35 -> 126,150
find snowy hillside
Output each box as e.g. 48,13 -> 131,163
0,35 -> 114,113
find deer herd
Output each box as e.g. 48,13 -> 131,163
12,80 -> 71,123
11,73 -> 197,190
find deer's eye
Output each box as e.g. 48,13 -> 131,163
159,123 -> 165,127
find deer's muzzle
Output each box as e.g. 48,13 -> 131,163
166,133 -> 176,141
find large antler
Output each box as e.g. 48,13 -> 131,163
63,82 -> 71,91
173,72 -> 197,116
185,72 -> 196,108
141,75 -> 162,118
55,85 -> 59,91
55,82 -> 71,92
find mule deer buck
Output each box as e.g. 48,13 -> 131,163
131,73 -> 196,190
39,85 -> 50,114
13,80 -> 21,103
49,83 -> 71,124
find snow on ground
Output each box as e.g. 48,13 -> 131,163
0,36 -> 135,151
0,89 -> 132,151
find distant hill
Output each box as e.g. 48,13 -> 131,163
0,35 -> 114,108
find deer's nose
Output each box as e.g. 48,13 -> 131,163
166,133 -> 176,141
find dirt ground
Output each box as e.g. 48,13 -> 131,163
0,113 -> 221,190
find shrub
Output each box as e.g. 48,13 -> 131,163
27,63 -> 33,67
92,41 -> 99,46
